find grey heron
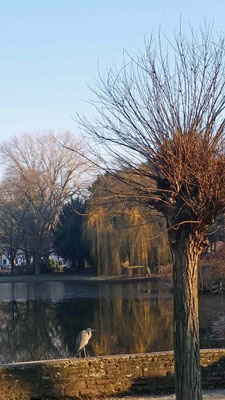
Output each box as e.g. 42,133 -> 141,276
75,328 -> 96,357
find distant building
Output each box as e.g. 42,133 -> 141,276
0,250 -> 67,270
0,253 -> 11,270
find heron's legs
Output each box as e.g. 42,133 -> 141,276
83,346 -> 86,358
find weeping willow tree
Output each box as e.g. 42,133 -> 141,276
84,174 -> 171,276
85,205 -> 115,276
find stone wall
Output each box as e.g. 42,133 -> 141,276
0,349 -> 225,399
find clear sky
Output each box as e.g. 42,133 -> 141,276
0,0 -> 224,142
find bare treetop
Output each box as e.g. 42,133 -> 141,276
80,27 -> 225,233
0,131 -> 93,199
0,131 -> 95,274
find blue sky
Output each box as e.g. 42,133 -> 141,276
0,0 -> 224,142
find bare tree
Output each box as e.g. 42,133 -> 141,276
0,131 -> 92,274
79,27 -> 225,399
0,203 -> 21,274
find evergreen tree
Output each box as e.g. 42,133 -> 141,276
53,198 -> 91,271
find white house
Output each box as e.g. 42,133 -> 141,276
0,251 -> 67,270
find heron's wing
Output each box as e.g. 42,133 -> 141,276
75,330 -> 87,353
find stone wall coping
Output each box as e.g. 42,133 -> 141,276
1,348 -> 225,368
0,349 -> 225,398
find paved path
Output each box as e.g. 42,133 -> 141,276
106,390 -> 225,399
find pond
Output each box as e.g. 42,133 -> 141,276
0,279 -> 225,364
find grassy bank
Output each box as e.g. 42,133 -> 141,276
0,271 -> 172,284
1,244 -> 225,291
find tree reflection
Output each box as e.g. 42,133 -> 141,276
91,283 -> 173,356
0,298 -> 67,363
0,281 -> 174,363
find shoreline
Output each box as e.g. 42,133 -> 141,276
0,272 -> 172,284
0,271 -> 222,294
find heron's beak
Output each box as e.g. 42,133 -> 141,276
91,329 -> 97,332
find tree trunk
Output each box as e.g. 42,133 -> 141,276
42,251 -> 49,266
10,251 -> 16,276
25,251 -> 30,269
168,228 -> 202,400
34,252 -> 41,275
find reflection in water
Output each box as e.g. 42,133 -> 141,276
199,294 -> 225,349
0,280 -> 225,364
92,281 -> 173,356
0,281 -> 67,302
0,299 -> 67,364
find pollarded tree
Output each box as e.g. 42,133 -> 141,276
79,27 -> 225,399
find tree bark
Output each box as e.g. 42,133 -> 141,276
25,251 -> 30,269
10,249 -> 16,276
168,228 -> 202,400
34,252 -> 41,275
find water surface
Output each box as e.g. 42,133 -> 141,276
0,280 -> 224,364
